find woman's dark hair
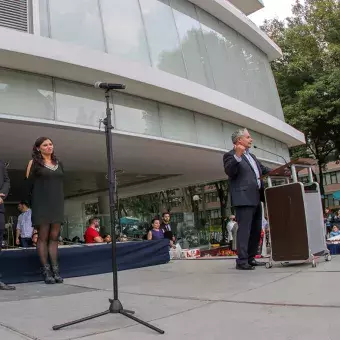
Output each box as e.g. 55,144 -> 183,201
32,137 -> 58,167
151,218 -> 160,226
19,200 -> 29,207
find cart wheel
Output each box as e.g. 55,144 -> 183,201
325,254 -> 332,262
265,262 -> 272,269
312,260 -> 317,268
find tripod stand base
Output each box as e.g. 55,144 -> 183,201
109,298 -> 134,314
52,299 -> 165,334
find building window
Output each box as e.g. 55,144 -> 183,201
325,196 -> 329,208
205,192 -> 218,203
327,194 -> 335,208
330,172 -> 338,184
171,213 -> 184,223
47,0 -> 105,51
324,174 -> 330,185
299,176 -> 309,184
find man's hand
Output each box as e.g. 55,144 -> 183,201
234,143 -> 246,158
16,238 -> 20,246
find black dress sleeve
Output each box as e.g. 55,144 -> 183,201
0,161 -> 10,199
23,161 -> 35,205
58,161 -> 64,173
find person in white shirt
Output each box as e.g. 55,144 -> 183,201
261,215 -> 269,257
227,215 -> 237,242
16,201 -> 33,248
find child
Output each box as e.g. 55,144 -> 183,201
330,225 -> 340,238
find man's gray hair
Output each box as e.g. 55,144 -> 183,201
231,128 -> 248,145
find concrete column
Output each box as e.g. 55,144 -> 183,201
64,199 -> 85,240
98,195 -> 111,235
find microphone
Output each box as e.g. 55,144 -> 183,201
253,145 -> 288,164
94,82 -> 126,90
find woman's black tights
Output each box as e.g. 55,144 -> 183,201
37,223 -> 60,266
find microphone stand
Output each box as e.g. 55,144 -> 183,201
52,88 -> 164,334
253,145 -> 288,164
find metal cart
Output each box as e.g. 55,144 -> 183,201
264,159 -> 331,268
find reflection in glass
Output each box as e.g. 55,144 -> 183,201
0,69 -> 54,119
159,104 -> 197,143
170,0 -> 214,88
217,21 -> 246,101
113,92 -> 161,136
55,80 -> 106,126
265,62 -> 285,119
239,36 -> 257,108
139,0 -> 187,77
100,0 -> 151,65
38,0 -> 283,120
195,113 -> 225,149
48,0 -> 105,51
196,9 -> 235,97
262,135 -> 277,161
39,0 -> 49,37
248,129 -> 265,159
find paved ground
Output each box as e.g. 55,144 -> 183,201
0,256 -> 339,340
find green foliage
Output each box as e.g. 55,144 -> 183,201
261,0 -> 340,196
121,189 -> 180,221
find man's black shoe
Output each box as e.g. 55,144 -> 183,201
0,281 -> 16,290
236,263 -> 255,270
248,259 -> 266,267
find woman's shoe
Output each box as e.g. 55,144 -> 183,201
42,264 -> 56,284
52,264 -> 64,284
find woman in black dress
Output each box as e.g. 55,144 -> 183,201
26,137 -> 64,284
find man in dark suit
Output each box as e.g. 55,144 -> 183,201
223,128 -> 271,270
0,160 -> 15,290
160,212 -> 175,245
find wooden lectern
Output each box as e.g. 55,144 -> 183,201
262,158 -> 331,268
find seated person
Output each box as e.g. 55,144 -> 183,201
119,234 -> 128,242
103,234 -> 112,243
58,235 -> 64,246
84,218 -> 103,244
32,232 -> 38,247
15,201 -> 33,248
330,225 -> 340,238
147,218 -> 164,240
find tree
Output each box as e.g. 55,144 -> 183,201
261,0 -> 340,202
159,189 -> 181,212
214,180 -> 230,243
121,193 -> 162,221
120,189 -> 181,221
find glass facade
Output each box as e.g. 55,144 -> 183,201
46,0 -> 105,51
55,80 -> 106,126
0,68 -> 288,163
100,0 -> 151,64
0,69 -> 54,119
38,0 -> 284,120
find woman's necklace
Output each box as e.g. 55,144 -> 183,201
44,161 -> 59,171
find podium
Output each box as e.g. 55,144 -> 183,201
263,158 -> 331,268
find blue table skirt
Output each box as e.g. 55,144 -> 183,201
327,243 -> 340,255
0,240 -> 170,284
